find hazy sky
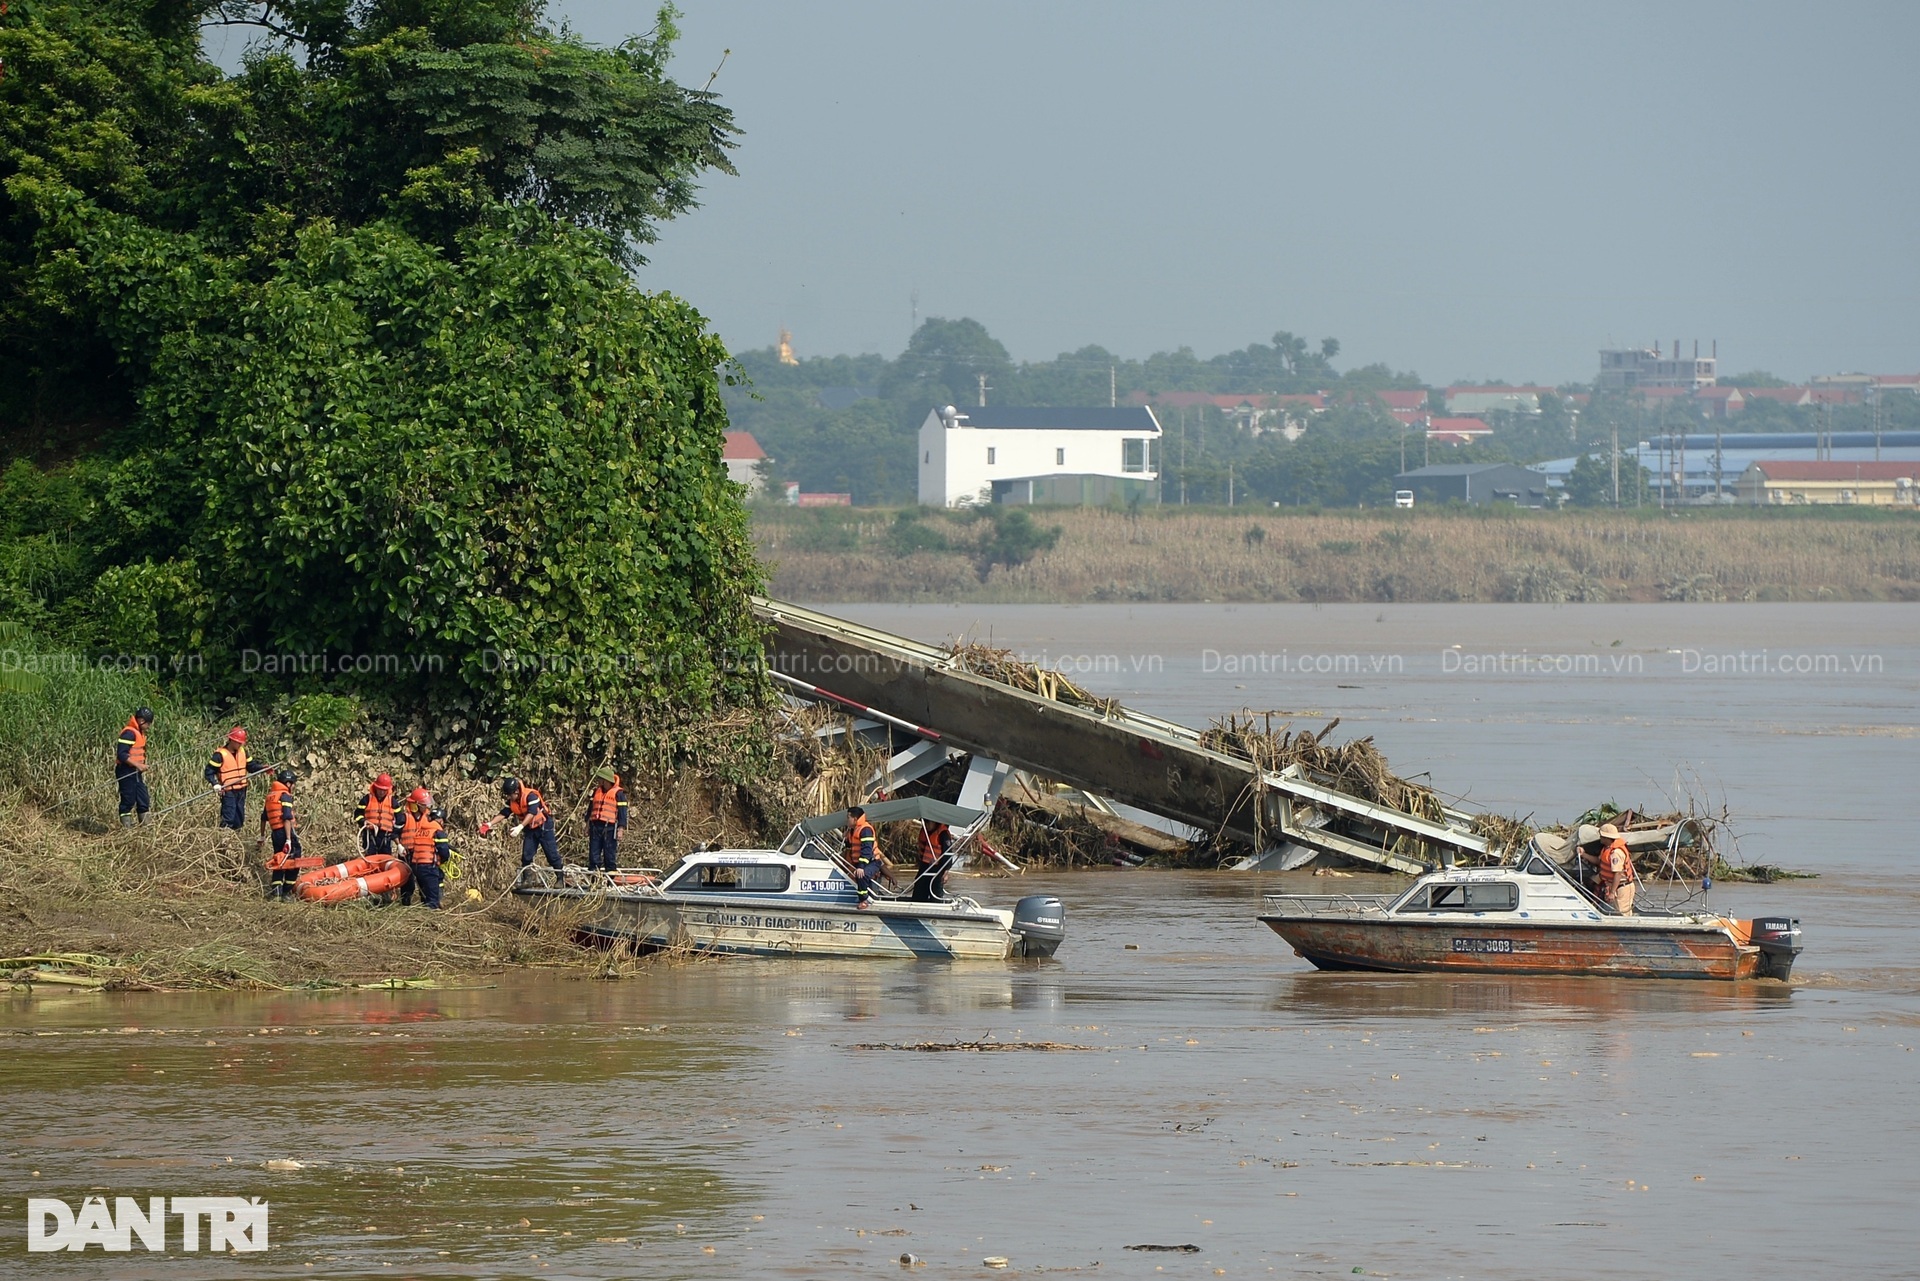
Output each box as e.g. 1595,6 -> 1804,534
556,2 -> 1917,385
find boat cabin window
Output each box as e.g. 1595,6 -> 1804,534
676,863 -> 792,893
1423,882 -> 1518,912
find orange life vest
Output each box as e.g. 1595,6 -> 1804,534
919,823 -> 948,867
361,787 -> 395,832
216,745 -> 251,789
265,781 -> 294,831
845,815 -> 876,864
509,786 -> 547,828
588,776 -> 622,823
1599,838 -> 1636,889
119,718 -> 147,770
399,812 -> 442,865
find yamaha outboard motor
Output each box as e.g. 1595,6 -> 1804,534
1749,916 -> 1802,981
1011,895 -> 1066,958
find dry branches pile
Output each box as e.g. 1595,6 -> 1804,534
947,641 -> 1120,717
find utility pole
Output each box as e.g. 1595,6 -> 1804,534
977,372 -> 989,408
1109,364 -> 1116,408
1228,461 -> 1235,508
1611,424 -> 1620,507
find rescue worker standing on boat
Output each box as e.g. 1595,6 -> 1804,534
395,788 -> 450,909
1597,822 -> 1637,915
913,820 -> 952,901
204,727 -> 257,832
260,768 -> 302,899
485,777 -> 561,874
115,707 -> 154,827
845,805 -> 882,910
585,767 -> 627,873
355,772 -> 398,856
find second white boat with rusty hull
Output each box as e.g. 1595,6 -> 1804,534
1259,848 -> 1801,981
513,797 -> 1066,961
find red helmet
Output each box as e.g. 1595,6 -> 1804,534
373,773 -> 393,790
227,727 -> 247,744
407,786 -> 431,805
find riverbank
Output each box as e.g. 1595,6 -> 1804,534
755,505 -> 1920,603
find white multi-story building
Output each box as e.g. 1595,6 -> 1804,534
917,405 -> 1162,507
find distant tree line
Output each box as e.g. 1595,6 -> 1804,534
731,323 -> 1919,510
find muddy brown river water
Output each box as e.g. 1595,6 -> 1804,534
4,604 -> 1915,1279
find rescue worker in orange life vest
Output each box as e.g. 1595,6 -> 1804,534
911,820 -> 952,902
1596,822 -> 1637,915
115,707 -> 154,828
260,768 -> 303,900
482,777 -> 560,872
394,788 -> 450,909
585,767 -> 628,873
845,805 -> 882,910
204,727 -> 258,830
355,772 -> 398,855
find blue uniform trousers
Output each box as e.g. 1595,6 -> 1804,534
116,771 -> 150,817
401,860 -> 443,909
587,821 -> 621,871
520,823 -> 561,869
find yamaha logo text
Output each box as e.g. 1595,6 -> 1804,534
27,1197 -> 269,1253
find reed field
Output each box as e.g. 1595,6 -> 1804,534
755,505 -> 1920,604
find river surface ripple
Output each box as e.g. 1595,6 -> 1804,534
3,603 -> 1915,1279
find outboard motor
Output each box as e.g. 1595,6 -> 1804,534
1749,916 -> 1802,981
1011,895 -> 1066,958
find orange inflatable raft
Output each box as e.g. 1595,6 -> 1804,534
295,853 -> 409,904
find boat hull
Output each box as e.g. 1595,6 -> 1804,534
524,889 -> 1027,961
1260,916 -> 1788,981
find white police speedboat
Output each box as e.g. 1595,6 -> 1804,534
513,797 -> 1065,961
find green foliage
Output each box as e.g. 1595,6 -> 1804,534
276,691 -> 363,740
1563,452 -> 1615,508
723,319 -> 1416,508
0,0 -> 765,752
0,621 -> 46,695
888,509 -> 952,556
972,508 -> 1061,580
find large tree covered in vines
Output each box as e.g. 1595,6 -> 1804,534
0,1 -> 765,751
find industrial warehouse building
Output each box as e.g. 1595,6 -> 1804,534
1393,463 -> 1552,508
1734,460 -> 1917,506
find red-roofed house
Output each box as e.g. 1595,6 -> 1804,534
1443,386 -> 1558,417
1692,386 -> 1747,418
723,431 -> 768,494
1872,374 -> 1919,394
1737,386 -> 1811,407
1735,460 -> 1918,506
1371,390 -> 1431,413
1422,416 -> 1492,446
1131,390 -> 1326,438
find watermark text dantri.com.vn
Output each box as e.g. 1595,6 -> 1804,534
1205,650 -> 1404,676
1441,650 -> 1644,675
1676,648 -> 1883,675
27,1196 -> 267,1253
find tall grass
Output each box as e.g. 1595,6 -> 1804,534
755,506 -> 1920,603
0,636 -> 224,829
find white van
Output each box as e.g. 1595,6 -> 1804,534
1393,490 -> 1415,508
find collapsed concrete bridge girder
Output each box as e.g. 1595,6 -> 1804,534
753,598 -> 1490,875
